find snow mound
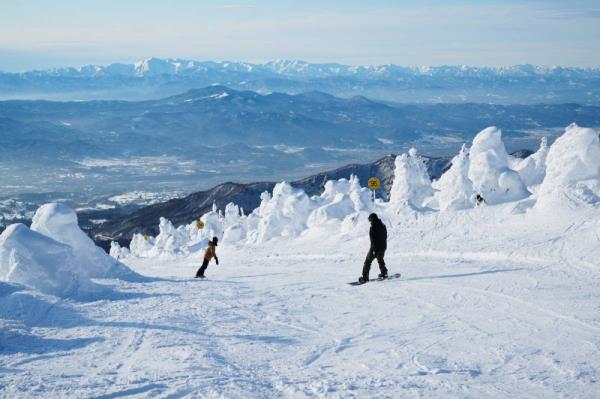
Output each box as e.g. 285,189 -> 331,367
514,137 -> 549,188
31,203 -> 141,281
389,148 -> 434,210
433,144 -> 476,211
537,124 -> 600,206
468,127 -> 530,204
0,224 -> 102,297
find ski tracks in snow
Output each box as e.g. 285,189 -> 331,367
1,244 -> 600,398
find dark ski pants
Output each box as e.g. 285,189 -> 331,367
362,250 -> 387,279
196,258 -> 210,277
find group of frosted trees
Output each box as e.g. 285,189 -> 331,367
115,123 -> 599,258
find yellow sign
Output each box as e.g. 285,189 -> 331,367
368,177 -> 381,191
196,219 -> 205,229
143,235 -> 149,241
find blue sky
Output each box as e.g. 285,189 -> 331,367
1,0 -> 599,71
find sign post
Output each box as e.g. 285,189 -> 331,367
368,177 -> 380,202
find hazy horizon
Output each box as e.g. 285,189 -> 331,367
2,0 -> 600,72
4,56 -> 600,74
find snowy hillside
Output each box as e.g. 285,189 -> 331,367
0,124 -> 599,398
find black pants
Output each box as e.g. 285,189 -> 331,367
196,258 -> 210,277
362,249 -> 387,279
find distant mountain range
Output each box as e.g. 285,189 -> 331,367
2,58 -> 600,104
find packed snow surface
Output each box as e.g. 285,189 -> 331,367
0,125 -> 599,398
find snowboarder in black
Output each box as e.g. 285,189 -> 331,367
359,213 -> 388,283
475,194 -> 485,206
195,237 -> 219,278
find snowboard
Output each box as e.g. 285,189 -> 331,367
348,273 -> 401,286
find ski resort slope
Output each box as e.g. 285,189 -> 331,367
1,202 -> 599,398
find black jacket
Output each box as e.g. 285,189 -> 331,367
369,219 -> 387,252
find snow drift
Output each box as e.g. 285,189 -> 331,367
0,204 -> 142,297
31,203 -> 142,281
0,224 -> 102,297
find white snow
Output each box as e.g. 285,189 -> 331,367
0,224 -> 103,297
129,204 -> 227,258
0,125 -> 599,398
0,204 -> 141,298
432,144 -> 476,210
514,136 -> 549,188
377,138 -> 394,145
109,240 -> 130,259
129,177 -> 377,257
31,203 -> 141,281
389,148 -> 434,211
537,123 -> 600,207
468,127 -> 530,204
108,190 -> 182,206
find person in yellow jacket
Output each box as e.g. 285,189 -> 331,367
195,237 -> 219,278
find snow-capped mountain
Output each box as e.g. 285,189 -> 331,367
18,57 -> 600,79
2,58 -> 600,103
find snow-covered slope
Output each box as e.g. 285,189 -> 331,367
2,187 -> 598,397
0,124 -> 598,398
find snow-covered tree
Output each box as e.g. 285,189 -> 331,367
537,124 -> 600,206
247,182 -> 312,243
468,127 -> 530,204
307,175 -> 374,228
109,241 -> 130,260
514,136 -> 549,187
434,144 -> 475,211
389,148 -> 434,210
